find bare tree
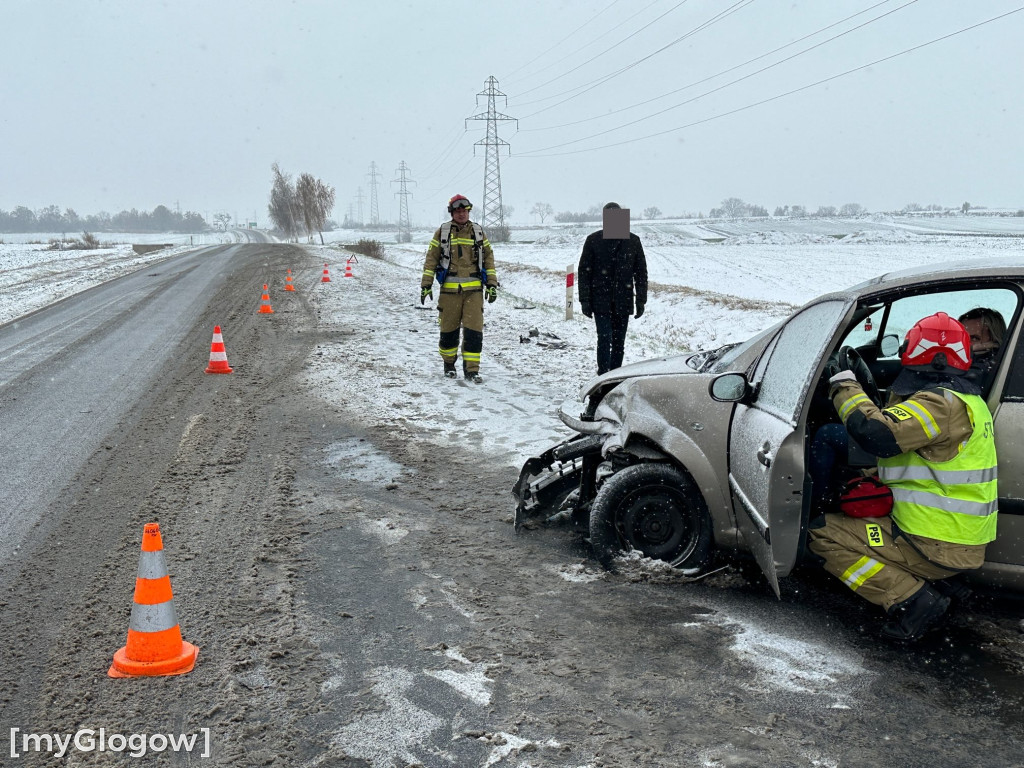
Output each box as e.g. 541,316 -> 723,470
643,206 -> 661,219
839,203 -> 865,217
312,177 -> 336,244
296,173 -> 318,242
719,198 -> 748,218
530,202 -> 553,223
268,163 -> 300,240
295,173 -> 336,244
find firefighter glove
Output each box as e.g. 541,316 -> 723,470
420,286 -> 433,305
485,285 -> 497,303
634,302 -> 645,319
828,369 -> 858,396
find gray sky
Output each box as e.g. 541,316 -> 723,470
2,0 -> 1022,226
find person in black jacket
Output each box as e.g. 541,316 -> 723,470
578,202 -> 649,375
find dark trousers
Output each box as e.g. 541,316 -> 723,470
808,423 -> 849,506
594,312 -> 630,374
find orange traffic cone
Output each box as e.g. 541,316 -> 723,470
344,258 -> 355,278
258,284 -> 274,314
321,264 -> 331,283
284,269 -> 296,292
204,325 -> 233,374
108,523 -> 198,678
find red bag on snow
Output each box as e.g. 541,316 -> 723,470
839,476 -> 893,518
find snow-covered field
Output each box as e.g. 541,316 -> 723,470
0,230 -> 238,325
293,216 -> 1024,468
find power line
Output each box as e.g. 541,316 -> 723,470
518,0 -> 897,133
502,0 -> 626,82
513,0 -> 756,117
509,0 -> 691,103
504,0 -> 659,90
422,154 -> 479,197
516,6 -> 1024,158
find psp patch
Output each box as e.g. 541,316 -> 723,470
884,405 -> 915,422
865,522 -> 884,548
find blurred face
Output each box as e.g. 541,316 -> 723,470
962,318 -> 992,353
451,206 -> 470,224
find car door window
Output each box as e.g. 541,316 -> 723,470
754,300 -> 848,424
871,288 -> 1018,358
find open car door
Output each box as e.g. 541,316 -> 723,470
728,299 -> 851,595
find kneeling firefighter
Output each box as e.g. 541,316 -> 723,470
809,312 -> 998,642
419,194 -> 498,384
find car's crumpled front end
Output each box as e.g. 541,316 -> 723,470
512,352 -> 720,529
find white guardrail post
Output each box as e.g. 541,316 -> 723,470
565,264 -> 574,320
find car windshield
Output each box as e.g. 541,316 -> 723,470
704,322 -> 781,372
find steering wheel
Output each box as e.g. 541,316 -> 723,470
838,345 -> 881,406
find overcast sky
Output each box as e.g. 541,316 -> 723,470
2,0 -> 1022,227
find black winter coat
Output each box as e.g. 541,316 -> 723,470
577,230 -> 648,315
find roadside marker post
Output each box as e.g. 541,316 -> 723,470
565,264 -> 574,320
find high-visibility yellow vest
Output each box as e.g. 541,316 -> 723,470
878,390 -> 997,545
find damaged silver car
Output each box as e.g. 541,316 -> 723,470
514,257 -> 1024,596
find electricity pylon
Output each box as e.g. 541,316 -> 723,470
466,76 -> 517,231
354,187 -> 365,226
367,162 -> 382,227
392,161 -> 415,243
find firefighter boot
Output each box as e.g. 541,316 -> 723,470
444,362 -> 457,379
932,575 -> 973,608
880,583 -> 950,643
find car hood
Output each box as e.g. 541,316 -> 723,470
584,353 -> 698,391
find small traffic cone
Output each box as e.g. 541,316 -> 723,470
258,284 -> 274,314
284,269 -> 296,292
204,325 -> 233,374
108,523 -> 198,678
321,263 -> 331,283
344,258 -> 355,278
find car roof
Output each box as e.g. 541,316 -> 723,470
799,256 -> 1024,311
850,255 -> 1024,294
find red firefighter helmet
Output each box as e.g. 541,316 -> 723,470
447,194 -> 473,213
900,312 -> 972,372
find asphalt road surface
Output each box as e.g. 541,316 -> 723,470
2,243 -> 1024,767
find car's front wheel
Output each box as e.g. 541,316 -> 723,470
589,463 -> 712,572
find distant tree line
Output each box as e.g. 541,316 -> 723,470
0,204 -> 207,233
267,163 -> 335,244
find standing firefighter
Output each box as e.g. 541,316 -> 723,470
420,194 -> 498,383
810,312 -> 998,642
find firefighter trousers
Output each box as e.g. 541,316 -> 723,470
807,514 -> 976,611
437,288 -> 484,373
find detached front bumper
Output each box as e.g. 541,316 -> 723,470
511,433 -> 606,529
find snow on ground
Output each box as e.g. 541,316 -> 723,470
0,230 -> 239,325
3,217 -> 1022,707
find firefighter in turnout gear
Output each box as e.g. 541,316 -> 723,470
809,312 -> 997,642
420,194 -> 498,383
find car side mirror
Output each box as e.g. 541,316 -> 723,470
880,333 -> 900,358
710,372 -> 749,402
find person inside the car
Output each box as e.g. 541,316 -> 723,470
808,312 -> 997,642
958,306 -> 1006,390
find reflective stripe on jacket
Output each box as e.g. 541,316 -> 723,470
421,220 -> 496,291
878,390 -> 997,545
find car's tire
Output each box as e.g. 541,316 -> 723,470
589,463 -> 712,572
